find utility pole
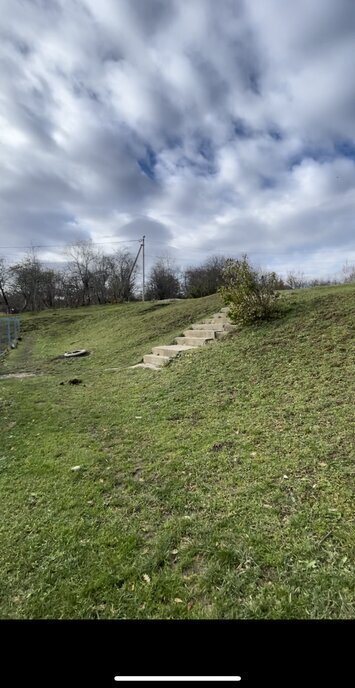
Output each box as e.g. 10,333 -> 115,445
125,235 -> 146,302
142,235 -> 145,302
127,241 -> 142,294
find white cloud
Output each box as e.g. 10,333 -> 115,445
0,0 -> 354,277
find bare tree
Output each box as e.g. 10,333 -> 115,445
0,257 -> 11,312
10,251 -> 44,311
108,249 -> 137,302
308,277 -> 338,287
62,245 -> 138,306
10,252 -> 60,311
91,254 -> 112,304
146,257 -> 182,300
59,267 -> 83,308
286,271 -> 307,289
341,261 -> 355,284
184,255 -> 228,297
66,240 -> 98,306
40,268 -> 61,308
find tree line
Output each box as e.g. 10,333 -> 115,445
0,240 -> 353,313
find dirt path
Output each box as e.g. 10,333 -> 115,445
0,372 -> 40,380
0,333 -> 36,376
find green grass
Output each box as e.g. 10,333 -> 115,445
0,288 -> 354,619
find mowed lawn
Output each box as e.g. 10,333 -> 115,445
0,288 -> 354,619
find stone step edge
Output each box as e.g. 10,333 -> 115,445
152,345 -> 193,357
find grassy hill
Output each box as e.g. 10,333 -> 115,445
0,287 -> 354,619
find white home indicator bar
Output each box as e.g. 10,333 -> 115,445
114,678 -> 241,682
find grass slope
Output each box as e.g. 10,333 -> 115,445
0,288 -> 354,619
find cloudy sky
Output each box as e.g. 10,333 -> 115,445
1,0 -> 355,278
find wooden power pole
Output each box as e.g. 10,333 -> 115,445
142,235 -> 145,302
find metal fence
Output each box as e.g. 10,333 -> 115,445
0,317 -> 21,356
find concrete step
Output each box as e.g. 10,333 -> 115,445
204,320 -> 236,331
183,329 -> 216,339
215,330 -> 229,339
191,323 -> 225,331
132,307 -> 235,371
152,344 -> 193,358
211,313 -> 229,320
143,353 -> 170,367
204,320 -> 229,327
206,318 -> 229,326
212,321 -> 232,328
175,337 -> 209,347
130,362 -> 162,370
222,322 -> 237,332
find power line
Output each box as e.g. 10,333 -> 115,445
145,250 -> 355,262
0,239 -> 141,250
143,241 -> 355,256
1,241 -> 354,265
166,248 -> 355,255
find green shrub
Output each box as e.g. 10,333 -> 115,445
219,255 -> 280,325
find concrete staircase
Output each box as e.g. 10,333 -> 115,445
130,306 -> 236,370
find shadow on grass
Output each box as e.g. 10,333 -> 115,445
140,302 -> 175,313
